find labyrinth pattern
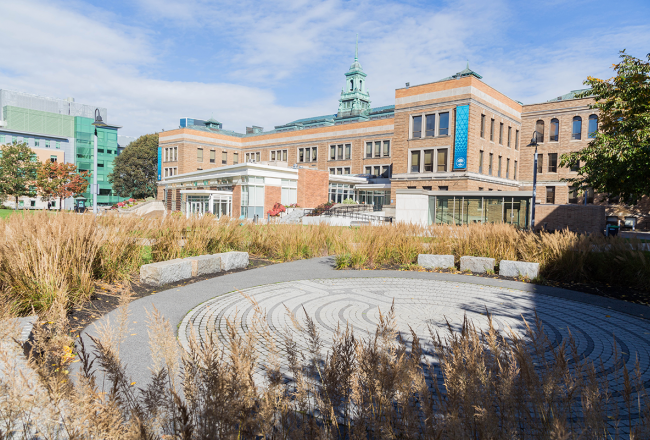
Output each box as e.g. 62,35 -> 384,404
178,278 -> 650,428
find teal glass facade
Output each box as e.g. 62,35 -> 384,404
74,117 -> 125,206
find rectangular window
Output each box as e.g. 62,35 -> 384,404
548,153 -> 557,173
479,151 -> 484,174
374,141 -> 381,158
570,160 -> 579,172
300,149 -> 305,162
381,165 -> 390,177
537,154 -> 543,174
488,153 -> 493,176
412,115 -> 422,138
312,147 -> 317,161
305,148 -> 311,162
233,153 -> 239,164
197,148 -> 203,162
210,150 -> 215,163
507,127 -> 511,147
373,166 -> 381,176
50,155 -> 57,163
382,140 -> 390,157
514,161 -> 517,179
330,145 -> 336,160
56,142 -> 60,149
299,147 -> 316,162
515,130 -> 519,150
174,147 -> 178,161
35,139 -> 40,147
12,136 -> 17,144
480,114 -> 485,138
345,144 -> 351,160
490,119 -> 495,141
256,152 -> 261,162
45,140 -> 50,148
437,149 -> 448,172
365,142 -> 372,158
0,135 -> 4,143
498,156 -> 502,177
329,168 -> 335,175
365,166 -> 372,174
337,144 -> 343,160
506,158 -> 510,178
271,150 -> 276,160
439,112 -> 449,136
499,123 -> 503,145
222,151 -> 227,165
546,186 -> 556,204
411,150 -> 420,173
425,114 -> 435,137
344,167 -> 351,175
423,149 -> 434,172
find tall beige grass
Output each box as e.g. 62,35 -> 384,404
1,213 -> 648,315
2,295 -> 649,439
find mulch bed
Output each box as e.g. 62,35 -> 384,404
67,257 -> 277,336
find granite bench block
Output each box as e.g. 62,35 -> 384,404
417,254 -> 455,269
216,251 -> 249,271
460,256 -> 495,273
140,258 -> 193,286
186,254 -> 222,277
499,260 -> 539,279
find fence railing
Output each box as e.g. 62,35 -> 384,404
305,205 -> 392,223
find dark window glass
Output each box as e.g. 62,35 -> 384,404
588,114 -> 598,138
412,116 -> 422,138
550,118 -> 559,142
345,144 -> 351,160
480,115 -> 485,138
439,112 -> 449,136
479,151 -> 483,174
548,153 -> 557,173
490,119 -> 494,141
499,123 -> 503,144
572,116 -> 582,140
374,141 -> 381,158
507,127 -> 511,147
299,149 -> 305,162
222,151 -> 227,164
546,186 -> 555,204
514,161 -> 517,179
425,114 -> 435,136
382,140 -> 390,157
338,144 -> 344,159
537,154 -> 543,174
330,145 -> 336,160
365,142 -> 372,158
515,130 -> 519,150
488,153 -> 493,176
498,156 -> 502,177
506,158 -> 510,178
411,150 -> 420,173
535,120 -> 545,142
570,160 -> 579,172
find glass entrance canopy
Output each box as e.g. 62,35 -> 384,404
428,191 -> 532,228
181,190 -> 232,219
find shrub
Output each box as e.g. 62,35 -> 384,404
342,197 -> 357,205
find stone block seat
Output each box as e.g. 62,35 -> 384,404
417,254 -> 455,269
460,256 -> 495,273
140,258 -> 193,287
499,260 -> 539,279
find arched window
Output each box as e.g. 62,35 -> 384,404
572,116 -> 582,140
588,114 -> 598,138
535,120 -> 545,143
350,79 -> 354,91
550,118 -> 559,142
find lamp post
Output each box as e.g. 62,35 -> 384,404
91,109 -> 107,215
525,131 -> 541,230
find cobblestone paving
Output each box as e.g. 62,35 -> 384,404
178,277 -> 650,430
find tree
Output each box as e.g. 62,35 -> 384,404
0,142 -> 40,209
108,133 -> 158,199
560,51 -> 650,204
36,160 -> 90,210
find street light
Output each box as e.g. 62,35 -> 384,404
525,131 -> 541,230
91,108 -> 107,215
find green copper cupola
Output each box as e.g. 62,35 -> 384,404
337,35 -> 371,120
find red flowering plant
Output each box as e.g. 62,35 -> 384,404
267,202 -> 286,217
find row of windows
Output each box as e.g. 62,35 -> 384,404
534,153 -> 579,173
164,146 -> 178,162
270,149 -> 287,161
411,112 -> 450,138
365,140 -> 391,158
478,151 -> 518,180
197,148 -> 240,165
0,134 -> 62,149
480,115 -> 520,149
298,147 -> 318,163
536,115 -> 598,142
329,167 -> 351,175
409,147 -> 448,173
164,167 -> 178,178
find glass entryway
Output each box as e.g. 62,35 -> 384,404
183,191 -> 232,219
431,195 -> 530,228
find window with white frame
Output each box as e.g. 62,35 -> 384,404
411,111 -> 450,138
281,179 -> 297,205
270,149 -> 288,161
245,152 -> 261,162
329,143 -> 351,160
409,148 -> 448,173
364,140 -> 390,158
241,176 -> 265,218
329,167 -> 351,175
364,165 -> 391,178
164,167 -> 178,178
297,146 -> 317,163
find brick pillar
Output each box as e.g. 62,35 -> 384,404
297,168 -> 329,208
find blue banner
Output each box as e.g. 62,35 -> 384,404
157,147 -> 162,181
453,104 -> 469,170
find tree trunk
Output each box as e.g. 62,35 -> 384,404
59,197 -> 62,211
14,195 -> 18,210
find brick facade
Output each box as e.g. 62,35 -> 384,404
297,168 -> 329,208
264,185 -> 281,216
534,204 -> 606,234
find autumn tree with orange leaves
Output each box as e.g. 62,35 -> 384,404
36,160 -> 90,210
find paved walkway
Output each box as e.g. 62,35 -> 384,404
81,256 -> 650,420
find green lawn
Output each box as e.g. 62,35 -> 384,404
0,209 -> 58,219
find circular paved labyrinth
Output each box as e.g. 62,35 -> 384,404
179,278 -> 650,416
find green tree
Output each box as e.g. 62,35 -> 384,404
0,142 -> 40,209
108,133 -> 159,199
560,51 -> 650,204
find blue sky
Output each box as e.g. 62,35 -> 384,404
1,0 -> 649,137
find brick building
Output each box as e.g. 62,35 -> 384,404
157,50 -> 601,229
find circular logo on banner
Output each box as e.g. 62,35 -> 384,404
455,157 -> 466,168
